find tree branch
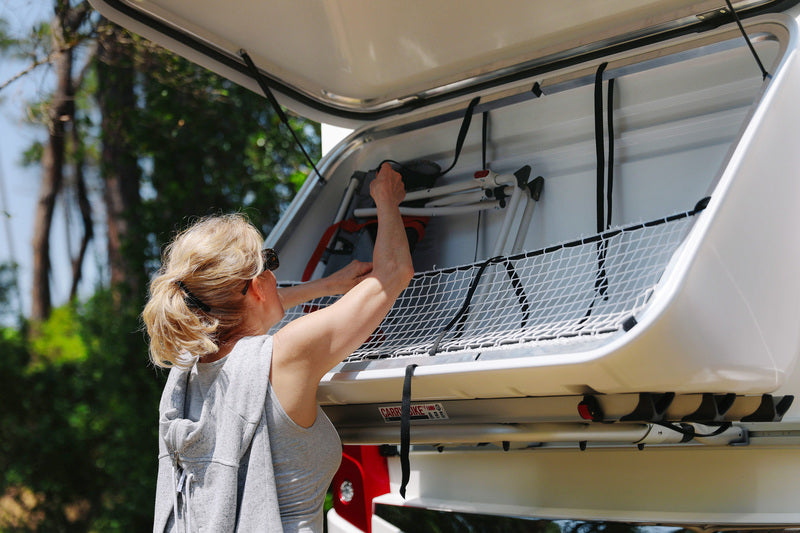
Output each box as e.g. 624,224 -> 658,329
69,124 -> 93,301
66,1 -> 92,33
0,54 -> 53,92
1,17 -> 95,95
74,41 -> 97,90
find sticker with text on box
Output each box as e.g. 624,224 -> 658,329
379,403 -> 449,422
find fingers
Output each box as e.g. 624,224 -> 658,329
377,161 -> 398,179
340,259 -> 373,280
348,259 -> 373,278
371,162 -> 405,206
324,260 -> 374,295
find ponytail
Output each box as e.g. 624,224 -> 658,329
142,214 -> 264,368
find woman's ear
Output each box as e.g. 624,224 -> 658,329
248,273 -> 271,301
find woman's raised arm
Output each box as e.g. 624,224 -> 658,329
271,163 -> 414,426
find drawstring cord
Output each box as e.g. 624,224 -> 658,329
173,465 -> 195,532
184,473 -> 194,533
172,467 -> 180,531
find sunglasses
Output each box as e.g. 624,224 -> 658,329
241,248 -> 280,295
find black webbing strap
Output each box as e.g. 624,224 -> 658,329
594,62 -> 608,234
399,363 -> 418,499
585,63 -> 613,322
595,63 -> 612,303
595,63 -> 618,230
438,96 -> 481,177
594,245 -> 609,301
239,50 -> 325,182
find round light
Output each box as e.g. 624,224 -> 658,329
339,480 -> 355,504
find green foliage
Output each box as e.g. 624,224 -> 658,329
0,293 -> 164,531
28,305 -> 88,368
75,290 -> 165,531
0,320 -> 101,532
20,141 -> 44,167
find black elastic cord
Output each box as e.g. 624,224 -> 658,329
481,111 -> 489,170
239,50 -> 325,181
428,257 -> 496,355
595,245 -> 609,298
599,76 -> 616,302
724,0 -> 771,80
428,254 -> 531,352
657,421 -> 732,440
177,281 -> 211,313
474,111 -> 490,262
399,363 -> 418,499
374,96 -> 481,180
503,259 -> 530,329
474,211 -> 482,262
606,78 -> 615,230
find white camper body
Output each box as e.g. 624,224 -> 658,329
90,1 -> 800,530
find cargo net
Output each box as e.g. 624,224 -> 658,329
272,202 -> 707,362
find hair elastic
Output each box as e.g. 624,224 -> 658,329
177,281 -> 211,312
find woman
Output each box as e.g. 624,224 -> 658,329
143,163 -> 413,532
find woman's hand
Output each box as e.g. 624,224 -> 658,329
322,259 -> 373,295
276,260 -> 372,310
370,162 -> 406,208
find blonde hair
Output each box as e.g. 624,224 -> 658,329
142,213 -> 266,368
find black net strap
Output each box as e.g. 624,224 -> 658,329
399,363 -> 418,499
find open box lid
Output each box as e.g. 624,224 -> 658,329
88,0 -> 787,127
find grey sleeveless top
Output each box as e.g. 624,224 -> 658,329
265,385 -> 341,532
186,351 -> 341,532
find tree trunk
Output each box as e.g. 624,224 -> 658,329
96,21 -> 142,302
30,14 -> 74,321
